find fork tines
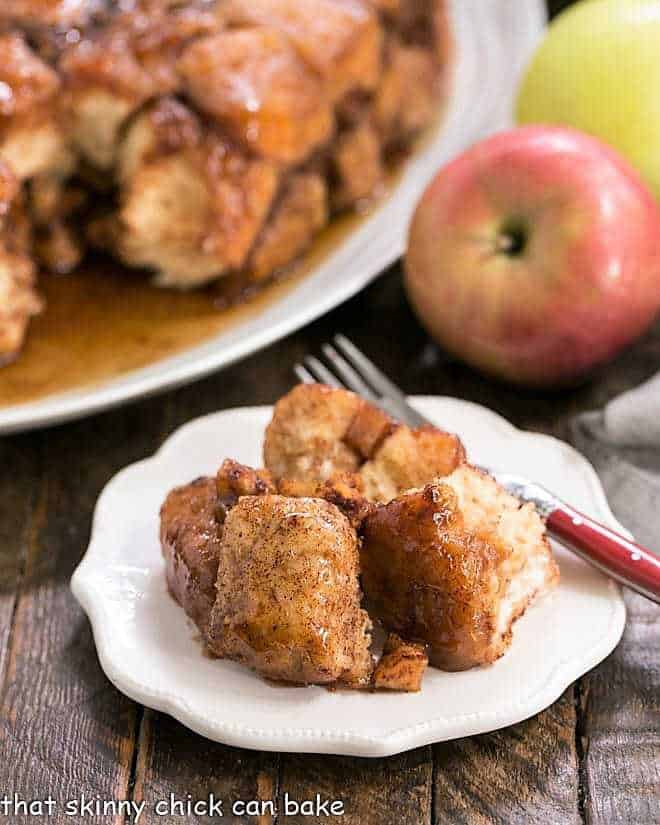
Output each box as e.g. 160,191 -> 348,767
295,335 -> 382,399
294,335 -> 430,428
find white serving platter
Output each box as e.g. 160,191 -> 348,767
0,0 -> 546,434
72,397 -> 626,758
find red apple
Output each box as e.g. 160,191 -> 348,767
405,126 -> 660,387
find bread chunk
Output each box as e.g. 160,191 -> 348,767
247,173 -> 328,282
360,424 -> 466,502
375,41 -> 439,148
361,467 -> 560,670
59,4 -> 217,168
207,495 -> 373,686
373,634 -> 428,692
160,476 -> 223,635
264,384 -> 465,501
264,384 -> 365,483
331,121 -> 384,209
1,0 -> 101,26
0,161 -> 41,363
105,99 -> 280,287
0,33 -> 70,180
220,0 -> 382,102
159,460 -> 275,636
178,27 -> 334,165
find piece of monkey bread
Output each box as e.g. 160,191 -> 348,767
361,465 -> 559,670
207,494 -> 373,686
263,383 -> 465,500
159,460 -> 275,636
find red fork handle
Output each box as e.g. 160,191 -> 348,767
547,504 -> 660,603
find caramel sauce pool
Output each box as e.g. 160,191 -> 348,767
0,66 -> 448,410
0,210 -> 368,407
0,111 -> 443,409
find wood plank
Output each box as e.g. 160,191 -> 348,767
432,690 -> 581,825
582,592 -> 660,825
132,710 -> 279,824
0,401 -> 167,824
0,435 -> 41,685
279,747 -> 432,825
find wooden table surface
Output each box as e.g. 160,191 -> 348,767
1,2 -> 659,823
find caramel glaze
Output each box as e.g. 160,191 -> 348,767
0,207 -> 368,407
0,110 -> 449,409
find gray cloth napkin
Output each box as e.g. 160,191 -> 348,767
570,372 -> 660,551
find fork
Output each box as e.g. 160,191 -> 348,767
295,334 -> 660,604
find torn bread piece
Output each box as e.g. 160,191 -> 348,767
374,39 -> 440,150
264,384 -> 365,483
263,383 -> 465,500
0,161 -> 41,363
373,634 -> 428,692
219,0 -> 383,103
361,466 -> 559,670
98,97 -> 280,288
443,464 -> 560,651
359,423 -> 466,502
331,120 -> 384,210
178,27 -> 334,166
59,3 -> 218,170
159,460 -> 275,636
277,471 -> 373,529
247,172 -> 328,282
160,476 -> 223,636
207,494 -> 373,687
0,32 -> 71,181
0,0 -> 102,29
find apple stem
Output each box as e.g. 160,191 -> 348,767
496,235 -> 516,254
495,223 -> 527,256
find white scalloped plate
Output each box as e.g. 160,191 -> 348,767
72,397 -> 626,757
0,0 -> 546,434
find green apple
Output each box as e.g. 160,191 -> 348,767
516,0 -> 660,196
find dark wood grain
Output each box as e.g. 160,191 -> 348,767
0,435 -> 41,686
132,711 -> 279,825
582,593 -> 660,825
432,691 -> 581,825
279,748 -> 432,825
0,404 -> 167,824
